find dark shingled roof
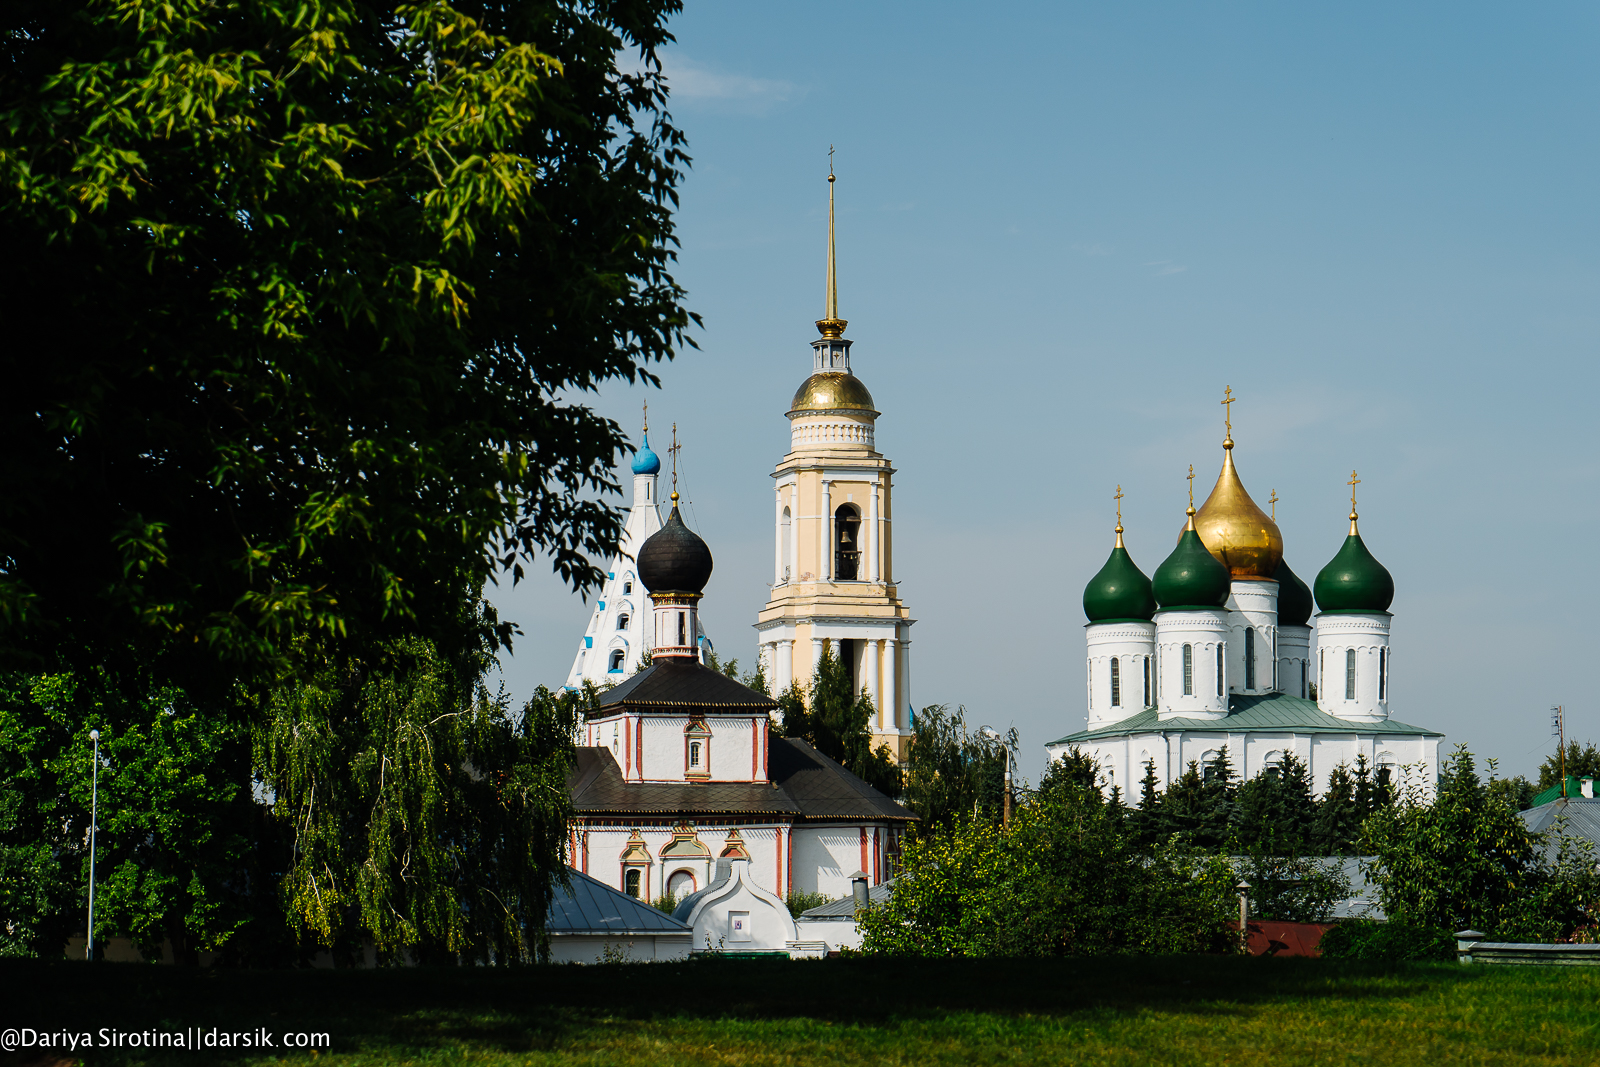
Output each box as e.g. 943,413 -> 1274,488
595,660 -> 779,714
1049,692 -> 1443,746
547,867 -> 691,934
569,738 -> 916,823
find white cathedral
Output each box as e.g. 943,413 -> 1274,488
1046,411 -> 1443,797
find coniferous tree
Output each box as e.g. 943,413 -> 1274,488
1129,758 -> 1164,846
1312,761 -> 1361,854
1197,747 -> 1238,847
787,644 -> 900,798
1162,761 -> 1208,841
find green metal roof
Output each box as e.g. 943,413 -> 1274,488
1048,691 -> 1444,746
1530,776 -> 1598,807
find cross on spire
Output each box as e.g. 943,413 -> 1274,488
1348,469 -> 1360,510
668,423 -> 681,502
1221,385 -> 1235,442
1114,484 -> 1124,530
642,399 -> 649,435
1269,489 -> 1278,522
1187,464 -> 1195,510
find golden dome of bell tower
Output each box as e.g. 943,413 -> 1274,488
1187,386 -> 1284,579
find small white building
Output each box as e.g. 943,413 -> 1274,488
1048,418 -> 1443,797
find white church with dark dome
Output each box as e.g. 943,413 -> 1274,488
1047,399 -> 1443,797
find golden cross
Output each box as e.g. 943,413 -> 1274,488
642,399 -> 649,434
829,143 -> 835,176
668,423 -> 681,499
1268,489 -> 1278,522
1221,385 -> 1235,437
1114,485 -> 1124,528
1187,464 -> 1195,508
1348,470 -> 1360,511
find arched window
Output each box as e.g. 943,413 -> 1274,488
616,613 -> 630,631
834,504 -> 861,581
1345,648 -> 1357,700
688,741 -> 702,768
1110,657 -> 1121,707
1143,657 -> 1151,708
1379,648 -> 1388,700
609,650 -> 625,672
1182,644 -> 1194,696
624,869 -> 641,898
780,507 -> 793,583
1263,751 -> 1284,781
1217,644 -> 1225,696
667,870 -> 695,899
1244,629 -> 1256,690
1300,661 -> 1307,699
623,580 -> 633,595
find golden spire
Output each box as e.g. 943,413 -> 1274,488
642,399 -> 649,436
1269,489 -> 1278,522
816,146 -> 847,339
1114,485 -> 1125,548
1348,470 -> 1360,535
668,422 -> 681,504
1185,465 -> 1197,531
1187,394 -> 1284,578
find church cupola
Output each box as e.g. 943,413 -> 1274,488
1085,490 -> 1158,728
1152,482 -> 1232,720
1274,555 -> 1316,699
638,428 -> 714,662
1313,472 -> 1394,723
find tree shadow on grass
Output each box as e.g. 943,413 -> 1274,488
0,956 -> 1549,1065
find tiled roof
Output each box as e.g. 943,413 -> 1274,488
1048,692 -> 1445,746
569,739 -> 917,823
547,868 -> 690,934
595,660 -> 778,714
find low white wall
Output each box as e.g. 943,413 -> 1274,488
547,934 -> 692,964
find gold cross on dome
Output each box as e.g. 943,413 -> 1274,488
1114,485 -> 1124,527
1348,470 -> 1360,511
1187,464 -> 1195,508
1221,385 -> 1235,437
1269,489 -> 1278,522
668,423 -> 681,500
642,399 -> 649,434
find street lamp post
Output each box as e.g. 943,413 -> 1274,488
1235,880 -> 1251,954
87,728 -> 100,962
979,727 -> 1012,828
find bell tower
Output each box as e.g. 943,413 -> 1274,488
755,159 -> 914,760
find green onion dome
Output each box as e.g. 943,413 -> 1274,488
1273,558 -> 1315,627
1083,528 -> 1157,623
1313,515 -> 1394,614
1153,512 -> 1232,611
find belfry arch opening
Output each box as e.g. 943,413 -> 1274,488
781,506 -> 793,583
835,504 -> 862,581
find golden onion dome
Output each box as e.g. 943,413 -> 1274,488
788,372 -> 878,416
1184,439 -> 1283,580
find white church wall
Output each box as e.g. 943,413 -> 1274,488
1086,622 -> 1156,728
1313,613 -> 1393,722
1225,580 -> 1279,696
547,933 -> 692,964
1155,610 -> 1230,719
791,828 -> 863,900
1278,625 -> 1313,699
707,717 -> 757,781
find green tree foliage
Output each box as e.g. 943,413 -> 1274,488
858,778 -> 1237,957
900,705 -> 1012,831
1233,754 -> 1317,855
0,0 -> 693,690
1236,850 -> 1351,924
776,644 -> 900,799
1364,745 -> 1600,939
259,641 -> 579,964
0,671 -> 263,962
1538,742 -> 1600,792
1488,775 -> 1538,812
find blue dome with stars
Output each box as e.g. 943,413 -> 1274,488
632,433 -> 661,475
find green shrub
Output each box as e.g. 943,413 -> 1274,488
785,890 -> 833,918
1317,920 -> 1454,961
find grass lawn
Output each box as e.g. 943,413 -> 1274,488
3,955 -> 1598,1066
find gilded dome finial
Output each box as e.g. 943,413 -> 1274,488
1114,485 -> 1125,547
1347,469 -> 1361,535
669,423 -> 681,503
1187,405 -> 1284,578
816,146 -> 848,340
1269,489 -> 1278,522
1185,465 -> 1197,530
1221,385 -> 1236,450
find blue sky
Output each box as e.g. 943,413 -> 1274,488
492,1 -> 1600,782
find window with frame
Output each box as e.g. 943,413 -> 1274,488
1345,648 -> 1357,700
1379,648 -> 1387,700
1110,657 -> 1121,707
1182,644 -> 1193,696
623,580 -> 633,594
684,720 -> 712,780
1245,629 -> 1256,690
1143,657 -> 1151,708
609,650 -> 625,672
834,504 -> 862,580
1216,644 -> 1224,696
624,869 -> 641,898
617,613 -> 630,631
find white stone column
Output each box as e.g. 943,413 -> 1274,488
774,492 -> 785,585
776,639 -> 794,692
821,479 -> 833,581
810,636 -> 823,682
789,486 -> 800,582
883,639 -> 898,731
864,639 -> 881,728
901,640 -> 912,729
868,481 -> 880,582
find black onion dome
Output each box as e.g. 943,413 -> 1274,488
1273,558 -> 1315,627
638,506 -> 713,593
